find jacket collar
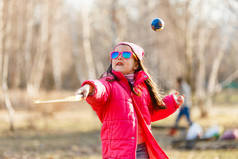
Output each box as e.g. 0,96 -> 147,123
111,70 -> 148,86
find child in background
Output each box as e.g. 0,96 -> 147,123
175,77 -> 193,126
169,77 -> 193,136
76,42 -> 184,159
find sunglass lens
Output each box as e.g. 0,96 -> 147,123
111,52 -> 119,59
122,52 -> 132,59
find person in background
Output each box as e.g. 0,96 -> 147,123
169,77 -> 193,136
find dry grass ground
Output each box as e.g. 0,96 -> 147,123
0,90 -> 238,159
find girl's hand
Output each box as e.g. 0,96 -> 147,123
173,91 -> 184,107
75,84 -> 94,99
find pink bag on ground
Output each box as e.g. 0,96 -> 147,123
221,129 -> 238,140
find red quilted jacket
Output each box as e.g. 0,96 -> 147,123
82,70 -> 179,159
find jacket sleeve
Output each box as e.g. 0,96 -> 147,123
150,94 -> 179,122
81,79 -> 111,121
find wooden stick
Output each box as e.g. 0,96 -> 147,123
34,95 -> 83,104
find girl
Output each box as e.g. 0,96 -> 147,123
76,42 -> 184,159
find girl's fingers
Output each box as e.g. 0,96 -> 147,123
177,96 -> 184,105
76,89 -> 82,96
83,89 -> 89,98
82,85 -> 91,98
76,88 -> 87,97
75,85 -> 91,98
178,97 -> 183,103
173,92 -> 184,107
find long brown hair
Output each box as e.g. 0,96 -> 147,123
137,60 -> 166,109
101,54 -> 166,110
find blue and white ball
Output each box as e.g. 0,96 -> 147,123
151,18 -> 164,31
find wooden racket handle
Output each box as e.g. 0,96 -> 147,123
34,95 -> 83,104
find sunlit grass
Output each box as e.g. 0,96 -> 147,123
0,90 -> 238,158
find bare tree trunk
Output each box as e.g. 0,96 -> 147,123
184,0 -> 194,84
184,27 -> 193,84
110,0 -> 118,45
27,0 -> 49,97
2,54 -> 15,131
82,6 -> 96,79
50,0 -> 62,89
14,0 -> 23,88
0,0 -> 3,85
23,1 -> 37,129
68,13 -> 88,83
207,38 -> 228,95
206,36 -> 229,109
195,28 -> 209,117
1,0 -> 15,131
71,26 -> 85,82
24,0 -> 34,87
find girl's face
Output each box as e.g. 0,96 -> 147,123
111,45 -> 138,75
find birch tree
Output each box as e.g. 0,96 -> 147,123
1,0 -> 15,131
27,0 -> 50,97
